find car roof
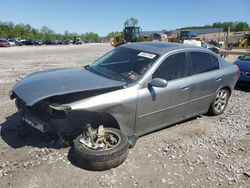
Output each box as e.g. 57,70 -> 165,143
122,42 -> 205,55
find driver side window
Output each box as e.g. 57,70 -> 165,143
153,52 -> 188,81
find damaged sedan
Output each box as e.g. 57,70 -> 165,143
10,42 -> 239,170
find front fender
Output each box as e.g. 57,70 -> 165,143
68,86 -> 139,135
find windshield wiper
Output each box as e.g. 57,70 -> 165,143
98,67 -> 126,81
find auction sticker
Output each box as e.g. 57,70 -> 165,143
138,52 -> 156,59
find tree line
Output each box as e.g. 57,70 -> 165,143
1,21 -> 249,43
179,21 -> 250,32
0,21 -> 119,42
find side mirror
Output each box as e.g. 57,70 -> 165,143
148,78 -> 168,88
238,56 -> 241,59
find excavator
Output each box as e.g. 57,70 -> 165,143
110,26 -> 154,47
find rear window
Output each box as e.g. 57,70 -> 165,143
189,52 -> 219,75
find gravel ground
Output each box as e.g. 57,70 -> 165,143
0,44 -> 249,188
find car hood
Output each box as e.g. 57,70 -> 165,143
12,67 -> 126,106
235,60 -> 250,71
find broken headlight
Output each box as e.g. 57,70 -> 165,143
49,104 -> 71,118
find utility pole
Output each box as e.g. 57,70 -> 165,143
226,26 -> 230,50
217,30 -> 220,43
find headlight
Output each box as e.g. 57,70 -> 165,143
49,104 -> 71,118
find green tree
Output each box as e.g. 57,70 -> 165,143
235,22 -> 249,31
83,32 -> 100,43
180,21 -> 250,32
124,17 -> 139,27
105,31 -> 121,40
221,22 -> 236,32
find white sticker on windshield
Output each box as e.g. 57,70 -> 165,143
138,52 -> 156,59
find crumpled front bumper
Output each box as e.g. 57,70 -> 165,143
22,115 -> 49,133
17,101 -> 94,136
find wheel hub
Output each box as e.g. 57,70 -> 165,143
79,125 -> 120,150
214,90 -> 228,112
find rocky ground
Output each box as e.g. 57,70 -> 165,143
0,44 -> 249,188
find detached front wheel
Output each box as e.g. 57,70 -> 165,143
73,126 -> 129,171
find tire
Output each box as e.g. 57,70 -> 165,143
73,128 -> 129,171
208,88 -> 230,115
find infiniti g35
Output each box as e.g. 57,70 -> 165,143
10,42 -> 239,170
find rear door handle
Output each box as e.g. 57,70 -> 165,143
216,77 -> 222,81
181,86 -> 189,91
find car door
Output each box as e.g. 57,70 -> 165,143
186,51 -> 223,117
135,52 -> 191,135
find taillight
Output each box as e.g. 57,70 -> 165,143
237,66 -> 240,77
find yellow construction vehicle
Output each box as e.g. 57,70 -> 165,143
238,38 -> 248,47
166,33 -> 179,42
238,33 -> 250,47
110,26 -> 154,47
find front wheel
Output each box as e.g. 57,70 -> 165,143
209,88 -> 230,115
73,127 -> 129,171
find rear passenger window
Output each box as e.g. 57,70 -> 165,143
189,52 -> 219,75
153,52 -> 188,81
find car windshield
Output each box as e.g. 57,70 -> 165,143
88,47 -> 159,83
240,53 -> 250,61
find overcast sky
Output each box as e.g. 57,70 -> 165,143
1,0 -> 249,36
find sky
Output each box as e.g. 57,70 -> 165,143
0,0 -> 250,36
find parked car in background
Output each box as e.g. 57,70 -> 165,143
234,52 -> 250,86
183,40 -> 220,55
34,39 -> 44,45
23,39 -> 43,46
9,38 -> 24,46
44,40 -> 60,45
23,39 -> 35,45
0,39 -> 10,47
201,42 -> 220,54
58,40 -> 63,45
61,39 -> 72,45
10,42 -> 239,170
7,39 -> 16,46
20,39 -> 27,45
73,37 -> 83,45
52,40 -> 60,45
44,40 -> 53,45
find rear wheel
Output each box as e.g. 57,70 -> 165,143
73,126 -> 129,171
209,89 -> 229,115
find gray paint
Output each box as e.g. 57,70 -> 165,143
12,67 -> 125,106
68,43 -> 238,136
12,42 -> 239,136
122,42 -> 201,55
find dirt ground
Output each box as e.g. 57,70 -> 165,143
0,44 -> 249,188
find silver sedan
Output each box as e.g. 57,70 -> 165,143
11,42 -> 239,170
